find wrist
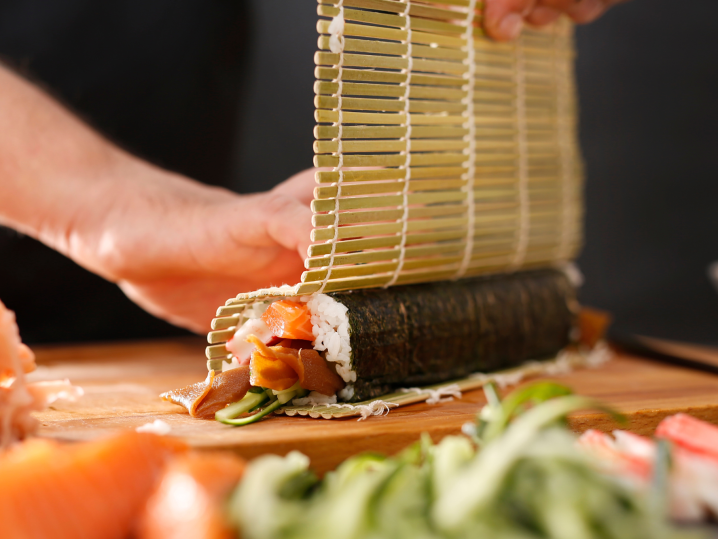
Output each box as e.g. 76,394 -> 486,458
52,152 -> 167,282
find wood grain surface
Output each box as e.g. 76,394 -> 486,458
29,337 -> 718,474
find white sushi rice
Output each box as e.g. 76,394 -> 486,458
225,293 -> 356,399
301,294 -> 355,384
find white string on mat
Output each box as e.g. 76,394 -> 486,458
454,0 -> 478,280
554,24 -> 575,262
509,33 -> 530,271
333,400 -> 399,421
318,2 -> 346,294
385,0 -> 413,288
400,383 -> 462,405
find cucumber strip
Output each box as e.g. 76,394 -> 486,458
215,392 -> 269,422
218,393 -> 294,426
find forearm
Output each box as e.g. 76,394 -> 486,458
0,65 -> 137,256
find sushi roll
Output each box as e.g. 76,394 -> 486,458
228,268 -> 576,402
163,269 -> 577,418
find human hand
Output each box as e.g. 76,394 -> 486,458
66,160 -> 316,333
0,64 -> 317,334
484,0 -> 627,41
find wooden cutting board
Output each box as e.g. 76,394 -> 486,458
30,337 -> 718,474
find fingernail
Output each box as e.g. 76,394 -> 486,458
500,13 -> 523,40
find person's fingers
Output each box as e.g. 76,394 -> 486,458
536,0 -> 606,24
483,0 -> 537,41
248,191 -> 314,259
525,5 -> 562,26
272,168 -> 317,205
564,0 -> 606,23
119,279 -> 218,333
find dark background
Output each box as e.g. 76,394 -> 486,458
0,0 -> 717,345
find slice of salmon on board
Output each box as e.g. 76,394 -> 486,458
0,431 -> 184,539
137,451 -> 246,539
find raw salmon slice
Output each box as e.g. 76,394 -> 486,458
261,300 -> 314,341
137,451 -> 246,539
0,431 -> 184,539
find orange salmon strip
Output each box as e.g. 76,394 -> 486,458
261,300 -> 315,341
248,336 -> 344,396
250,349 -> 299,391
0,432 -> 184,539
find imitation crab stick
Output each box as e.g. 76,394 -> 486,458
248,335 -> 345,395
656,413 -> 718,464
0,432 -> 184,539
226,318 -> 276,366
261,300 -> 315,341
577,429 -> 653,482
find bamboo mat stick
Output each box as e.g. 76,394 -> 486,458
321,0 -> 474,23
311,196 -> 564,226
307,224 -> 569,257
316,19 -> 570,58
313,174 -> 562,196
317,5 -> 485,39
314,67 -> 559,93
302,241 -> 569,282
314,152 -> 562,168
310,185 -> 565,211
313,83 -> 555,102
314,138 -> 557,154
310,209 -> 564,241
316,35 -> 567,68
314,124 -> 552,140
314,109 -> 562,127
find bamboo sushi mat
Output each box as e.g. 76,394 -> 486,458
304,0 -> 583,295
276,344 -> 611,420
207,1 -> 583,364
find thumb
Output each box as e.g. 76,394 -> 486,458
254,191 -> 314,260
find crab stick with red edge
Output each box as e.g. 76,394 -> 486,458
656,413 -> 718,464
225,318 -> 277,366
577,429 -> 652,482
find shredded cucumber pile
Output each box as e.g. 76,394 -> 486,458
227,382 -> 701,539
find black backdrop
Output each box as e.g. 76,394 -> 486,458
1,0 -> 717,344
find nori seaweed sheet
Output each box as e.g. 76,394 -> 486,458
330,269 -> 577,401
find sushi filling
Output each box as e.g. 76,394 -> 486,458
224,294 -> 354,405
